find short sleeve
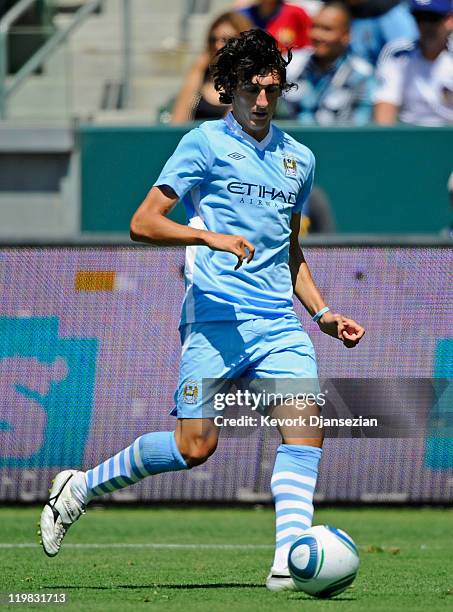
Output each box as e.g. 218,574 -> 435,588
153,128 -> 211,199
374,52 -> 404,105
294,152 -> 315,215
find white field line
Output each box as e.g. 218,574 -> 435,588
0,542 -> 273,549
0,542 -> 438,551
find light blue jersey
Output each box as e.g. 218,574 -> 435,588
154,112 -> 315,326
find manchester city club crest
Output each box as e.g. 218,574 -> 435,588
283,156 -> 297,177
183,380 -> 199,404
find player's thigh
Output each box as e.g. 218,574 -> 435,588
173,322 -> 242,420
250,316 -> 319,380
248,317 -> 320,403
249,316 -> 323,445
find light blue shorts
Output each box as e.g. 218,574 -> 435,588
171,315 -> 319,419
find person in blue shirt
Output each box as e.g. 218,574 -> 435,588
344,0 -> 418,65
39,30 -> 365,591
286,1 -> 376,125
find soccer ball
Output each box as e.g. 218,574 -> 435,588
288,525 -> 359,598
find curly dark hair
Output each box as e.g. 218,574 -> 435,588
210,29 -> 294,104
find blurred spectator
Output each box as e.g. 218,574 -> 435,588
285,2 -> 375,124
238,0 -> 312,49
344,0 -> 418,65
171,12 -> 252,124
374,0 -> 453,125
301,186 -> 337,233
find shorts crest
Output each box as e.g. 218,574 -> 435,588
183,380 -> 199,404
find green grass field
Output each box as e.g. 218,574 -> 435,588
1,506 -> 452,611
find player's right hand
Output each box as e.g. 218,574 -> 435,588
203,232 -> 255,270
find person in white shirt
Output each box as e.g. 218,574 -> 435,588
374,0 -> 453,125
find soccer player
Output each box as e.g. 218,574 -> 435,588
39,30 -> 365,591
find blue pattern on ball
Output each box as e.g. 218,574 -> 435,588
288,535 -> 319,580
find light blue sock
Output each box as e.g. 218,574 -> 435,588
71,432 -> 187,504
271,444 -> 322,573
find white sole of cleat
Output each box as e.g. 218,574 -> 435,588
40,505 -> 60,557
266,574 -> 297,592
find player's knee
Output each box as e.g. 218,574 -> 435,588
181,436 -> 218,468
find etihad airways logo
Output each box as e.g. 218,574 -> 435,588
227,181 -> 297,206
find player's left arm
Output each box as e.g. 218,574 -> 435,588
289,213 -> 365,348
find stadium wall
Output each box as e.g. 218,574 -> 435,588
79,125 -> 453,234
0,244 -> 452,503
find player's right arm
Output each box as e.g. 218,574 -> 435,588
130,185 -> 255,269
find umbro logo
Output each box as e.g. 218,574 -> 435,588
228,152 -> 246,160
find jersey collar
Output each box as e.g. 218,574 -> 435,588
224,112 -> 274,151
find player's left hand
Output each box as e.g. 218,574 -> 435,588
317,312 -> 365,348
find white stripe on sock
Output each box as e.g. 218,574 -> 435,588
276,513 -> 312,528
275,499 -> 313,514
113,452 -> 121,479
276,526 -> 306,542
133,439 -> 150,478
124,447 -> 140,482
271,471 -> 316,488
91,465 -> 101,488
272,484 -> 314,499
